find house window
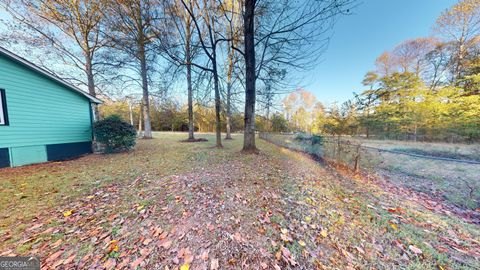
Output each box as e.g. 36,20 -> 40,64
0,89 -> 8,126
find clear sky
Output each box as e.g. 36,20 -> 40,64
307,0 -> 457,104
0,1 -> 458,105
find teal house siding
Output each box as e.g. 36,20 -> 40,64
0,47 -> 101,167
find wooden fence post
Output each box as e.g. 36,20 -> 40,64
354,144 -> 361,173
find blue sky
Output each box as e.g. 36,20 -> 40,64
307,0 -> 457,104
0,1 -> 458,105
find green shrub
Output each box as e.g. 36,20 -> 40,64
311,135 -> 323,145
94,115 -> 137,153
294,132 -> 309,141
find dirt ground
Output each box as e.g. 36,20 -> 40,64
0,133 -> 479,269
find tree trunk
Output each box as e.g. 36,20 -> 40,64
128,100 -> 134,125
138,102 -> 143,134
413,123 -> 417,142
225,31 -> 235,140
242,0 -> 257,152
212,56 -> 223,148
139,45 -> 152,139
225,80 -> 233,140
85,55 -> 99,121
186,15 -> 195,141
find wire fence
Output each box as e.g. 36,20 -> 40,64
259,132 -> 480,210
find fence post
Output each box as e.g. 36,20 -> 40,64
354,144 -> 361,173
336,137 -> 341,164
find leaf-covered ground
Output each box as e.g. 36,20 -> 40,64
0,133 -> 479,269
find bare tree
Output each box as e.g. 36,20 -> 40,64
223,0 -> 242,140
425,42 -> 452,89
241,0 -> 355,152
2,0 -> 107,120
105,0 -> 162,139
180,0 -> 230,148
392,38 -> 436,76
158,0 -> 201,141
434,0 -> 480,83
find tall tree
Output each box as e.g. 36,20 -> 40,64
105,0 -> 161,139
241,0 -> 354,152
223,0 -> 242,140
159,0 -> 200,141
392,38 -> 436,76
2,0 -> 107,120
181,0 -> 227,147
434,0 -> 480,83
242,0 -> 256,151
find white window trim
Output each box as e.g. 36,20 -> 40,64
0,89 -> 6,125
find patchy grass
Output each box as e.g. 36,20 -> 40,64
391,147 -> 480,162
262,133 -> 480,210
358,138 -> 480,160
0,133 -> 479,269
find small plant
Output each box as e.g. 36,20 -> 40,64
311,135 -> 323,145
94,115 -> 137,153
294,132 -> 309,141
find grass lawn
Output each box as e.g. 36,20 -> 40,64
0,132 -> 479,269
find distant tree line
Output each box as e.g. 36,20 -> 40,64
272,0 -> 480,143
354,0 -> 480,142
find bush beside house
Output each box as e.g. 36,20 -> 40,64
94,115 -> 137,153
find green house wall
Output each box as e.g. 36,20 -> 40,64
0,54 -> 93,167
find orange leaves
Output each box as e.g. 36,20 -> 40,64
108,240 -> 119,253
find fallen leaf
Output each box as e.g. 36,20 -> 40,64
280,246 -> 297,266
280,233 -> 292,242
63,210 -> 73,217
298,240 -> 306,247
320,229 -> 328,238
63,254 -> 76,265
130,257 -> 144,268
200,249 -> 209,260
409,245 -> 422,255
159,240 -> 172,249
143,238 -> 153,245
103,258 -> 116,269
211,258 -> 219,270
108,240 -> 119,253
180,264 -> 189,270
233,232 -> 244,243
